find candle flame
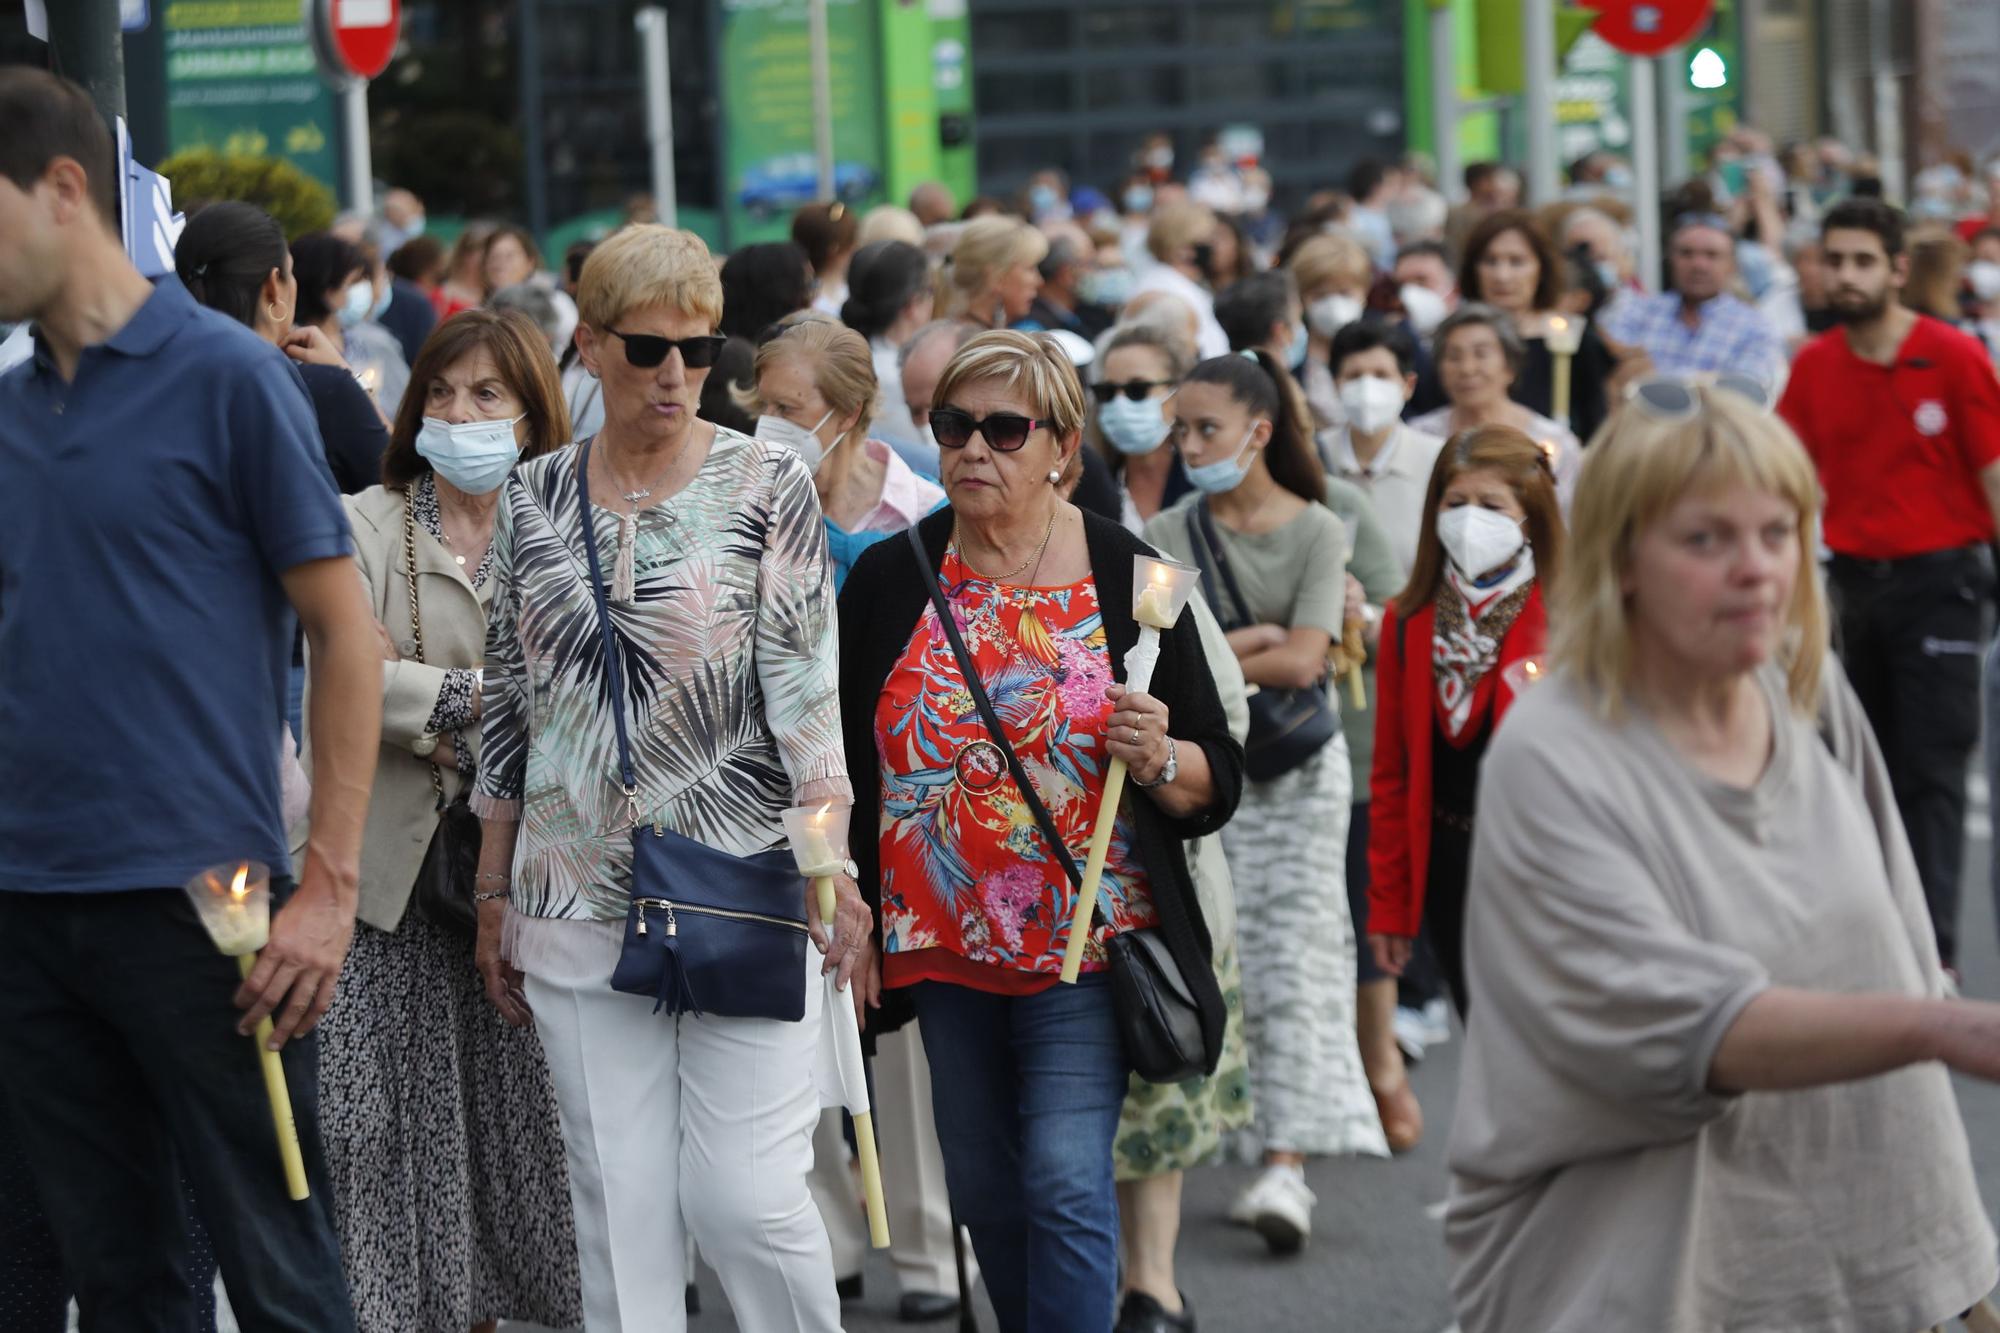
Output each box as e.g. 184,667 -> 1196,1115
1548,315 -> 1567,332
229,863 -> 250,902
1522,659 -> 1543,681
815,801 -> 833,821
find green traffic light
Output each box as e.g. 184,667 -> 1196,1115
1690,46 -> 1728,91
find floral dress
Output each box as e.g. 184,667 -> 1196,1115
875,548 -> 1157,990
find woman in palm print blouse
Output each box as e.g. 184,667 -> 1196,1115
471,224 -> 871,1332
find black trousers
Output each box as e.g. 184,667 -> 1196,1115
1830,545 -> 1994,970
0,887 -> 354,1333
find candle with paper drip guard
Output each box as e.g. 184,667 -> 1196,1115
781,804 -> 890,1249
1543,315 -> 1586,430
1059,555 -> 1200,985
182,862 -> 310,1202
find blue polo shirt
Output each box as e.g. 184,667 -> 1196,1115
0,277 -> 352,893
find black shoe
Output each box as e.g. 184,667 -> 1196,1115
1116,1290 -> 1195,1333
685,1281 -> 701,1315
837,1273 -> 865,1302
898,1291 -> 962,1323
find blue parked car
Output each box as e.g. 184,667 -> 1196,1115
739,153 -> 879,219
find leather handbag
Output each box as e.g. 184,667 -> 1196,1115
402,494 -> 481,939
1186,503 -> 1339,783
907,526 -> 1207,1083
578,440 -> 809,1022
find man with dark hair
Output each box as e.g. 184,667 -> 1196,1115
0,67 -> 380,1327
1215,270 -> 1304,368
1028,227 -> 1113,339
1778,197 -> 2000,975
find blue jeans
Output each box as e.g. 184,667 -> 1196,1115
0,885 -> 352,1331
912,976 -> 1129,1333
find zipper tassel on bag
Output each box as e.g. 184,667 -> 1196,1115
634,897 -> 808,934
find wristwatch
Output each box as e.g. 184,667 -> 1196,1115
1132,736 -> 1178,790
412,731 -> 441,759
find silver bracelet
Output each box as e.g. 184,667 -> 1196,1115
473,888 -> 511,903
477,872 -> 510,884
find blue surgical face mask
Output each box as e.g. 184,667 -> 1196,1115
337,281 -> 374,329
1029,183 -> 1060,217
368,278 -> 393,322
1594,259 -> 1620,291
417,414 -> 524,495
1080,266 -> 1135,310
1285,321 -> 1309,369
1185,423 -> 1259,495
1123,184 -> 1155,216
1098,394 -> 1170,456
1604,164 -> 1634,191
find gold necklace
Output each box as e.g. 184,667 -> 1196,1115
956,509 -> 1057,583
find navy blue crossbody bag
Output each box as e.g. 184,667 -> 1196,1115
576,439 -> 810,1021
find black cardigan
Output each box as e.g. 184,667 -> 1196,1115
837,506 -> 1244,1068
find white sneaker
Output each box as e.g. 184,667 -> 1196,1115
1393,1005 -> 1429,1063
1232,1166 -> 1316,1254
1422,997 -> 1454,1047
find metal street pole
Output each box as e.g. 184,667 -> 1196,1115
341,79 -> 372,215
1869,0 -> 1905,202
1660,47 -> 1691,186
1429,2 -> 1460,200
1629,54 -> 1662,292
45,0 -> 127,122
807,0 -> 835,202
1522,0 -> 1558,204
636,8 -> 678,228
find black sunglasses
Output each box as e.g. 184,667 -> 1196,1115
930,408 -> 1047,452
604,328 -> 728,369
1090,379 -> 1176,404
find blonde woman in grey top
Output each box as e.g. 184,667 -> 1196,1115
1449,383 -> 2000,1333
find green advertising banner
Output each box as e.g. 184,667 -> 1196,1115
878,0 -> 940,207
926,0 -> 974,209
163,0 -> 337,189
718,0 -> 888,247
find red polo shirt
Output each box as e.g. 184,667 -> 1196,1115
1778,315 -> 2000,561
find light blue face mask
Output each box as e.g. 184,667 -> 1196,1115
368,278 -> 393,322
1185,423 -> 1259,495
1123,185 -> 1155,216
1080,266 -> 1135,310
417,414 -> 524,495
1098,394 -> 1170,455
1029,183 -> 1061,217
1285,321 -> 1309,369
337,280 -> 375,329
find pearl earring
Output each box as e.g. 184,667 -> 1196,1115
1046,468 -> 1062,485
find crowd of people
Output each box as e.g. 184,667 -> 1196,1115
9,61 -> 2000,1333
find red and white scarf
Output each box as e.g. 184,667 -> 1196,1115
1432,550 -> 1536,739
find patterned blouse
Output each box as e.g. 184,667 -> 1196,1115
412,472 -> 491,777
874,547 -> 1155,994
473,428 -> 850,922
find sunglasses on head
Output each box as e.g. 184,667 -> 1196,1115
605,328 -> 728,369
930,408 -> 1047,452
1625,372 -> 1775,420
1090,379 -> 1176,404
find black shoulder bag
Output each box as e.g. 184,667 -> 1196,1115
579,440 -> 811,1021
906,526 -> 1206,1083
1186,502 -> 1339,782
403,493 -> 481,938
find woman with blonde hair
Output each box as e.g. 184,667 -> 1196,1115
1368,425 -> 1560,1018
1285,232 -> 1374,429
742,316 -> 943,589
1447,381 -> 2000,1333
946,215 -> 1048,329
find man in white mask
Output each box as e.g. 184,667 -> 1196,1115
1326,321 -> 1445,572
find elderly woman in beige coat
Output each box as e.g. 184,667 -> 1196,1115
295,309 -> 582,1333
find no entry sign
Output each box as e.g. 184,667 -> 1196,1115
310,0 -> 401,82
1577,0 -> 1716,58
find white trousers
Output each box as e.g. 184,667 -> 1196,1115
807,1024 -> 971,1296
525,947 -> 839,1333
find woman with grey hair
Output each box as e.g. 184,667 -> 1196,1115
1407,303 -> 1581,505
1090,318 -> 1198,533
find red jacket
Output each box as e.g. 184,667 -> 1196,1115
1367,587 -> 1547,939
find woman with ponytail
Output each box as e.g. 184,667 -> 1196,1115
1144,349 -> 1388,1258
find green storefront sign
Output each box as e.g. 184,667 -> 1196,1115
717,0 -> 889,247
163,0 -> 337,188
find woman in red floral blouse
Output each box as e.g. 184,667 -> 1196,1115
837,331 -> 1244,1333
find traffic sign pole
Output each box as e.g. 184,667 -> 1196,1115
1523,0 -> 1558,204
308,0 -> 400,214
1630,54 -> 1661,290
342,78 -> 372,215
636,7 -> 678,229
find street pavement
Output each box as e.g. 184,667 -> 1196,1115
107,795 -> 2000,1333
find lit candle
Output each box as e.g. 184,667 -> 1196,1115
1542,315 -> 1585,430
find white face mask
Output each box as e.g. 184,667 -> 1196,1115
756,409 -> 835,472
1970,260 -> 2000,303
1307,293 -> 1364,339
416,415 -> 524,495
1338,375 -> 1405,435
1436,505 -> 1525,580
1400,283 -> 1450,337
